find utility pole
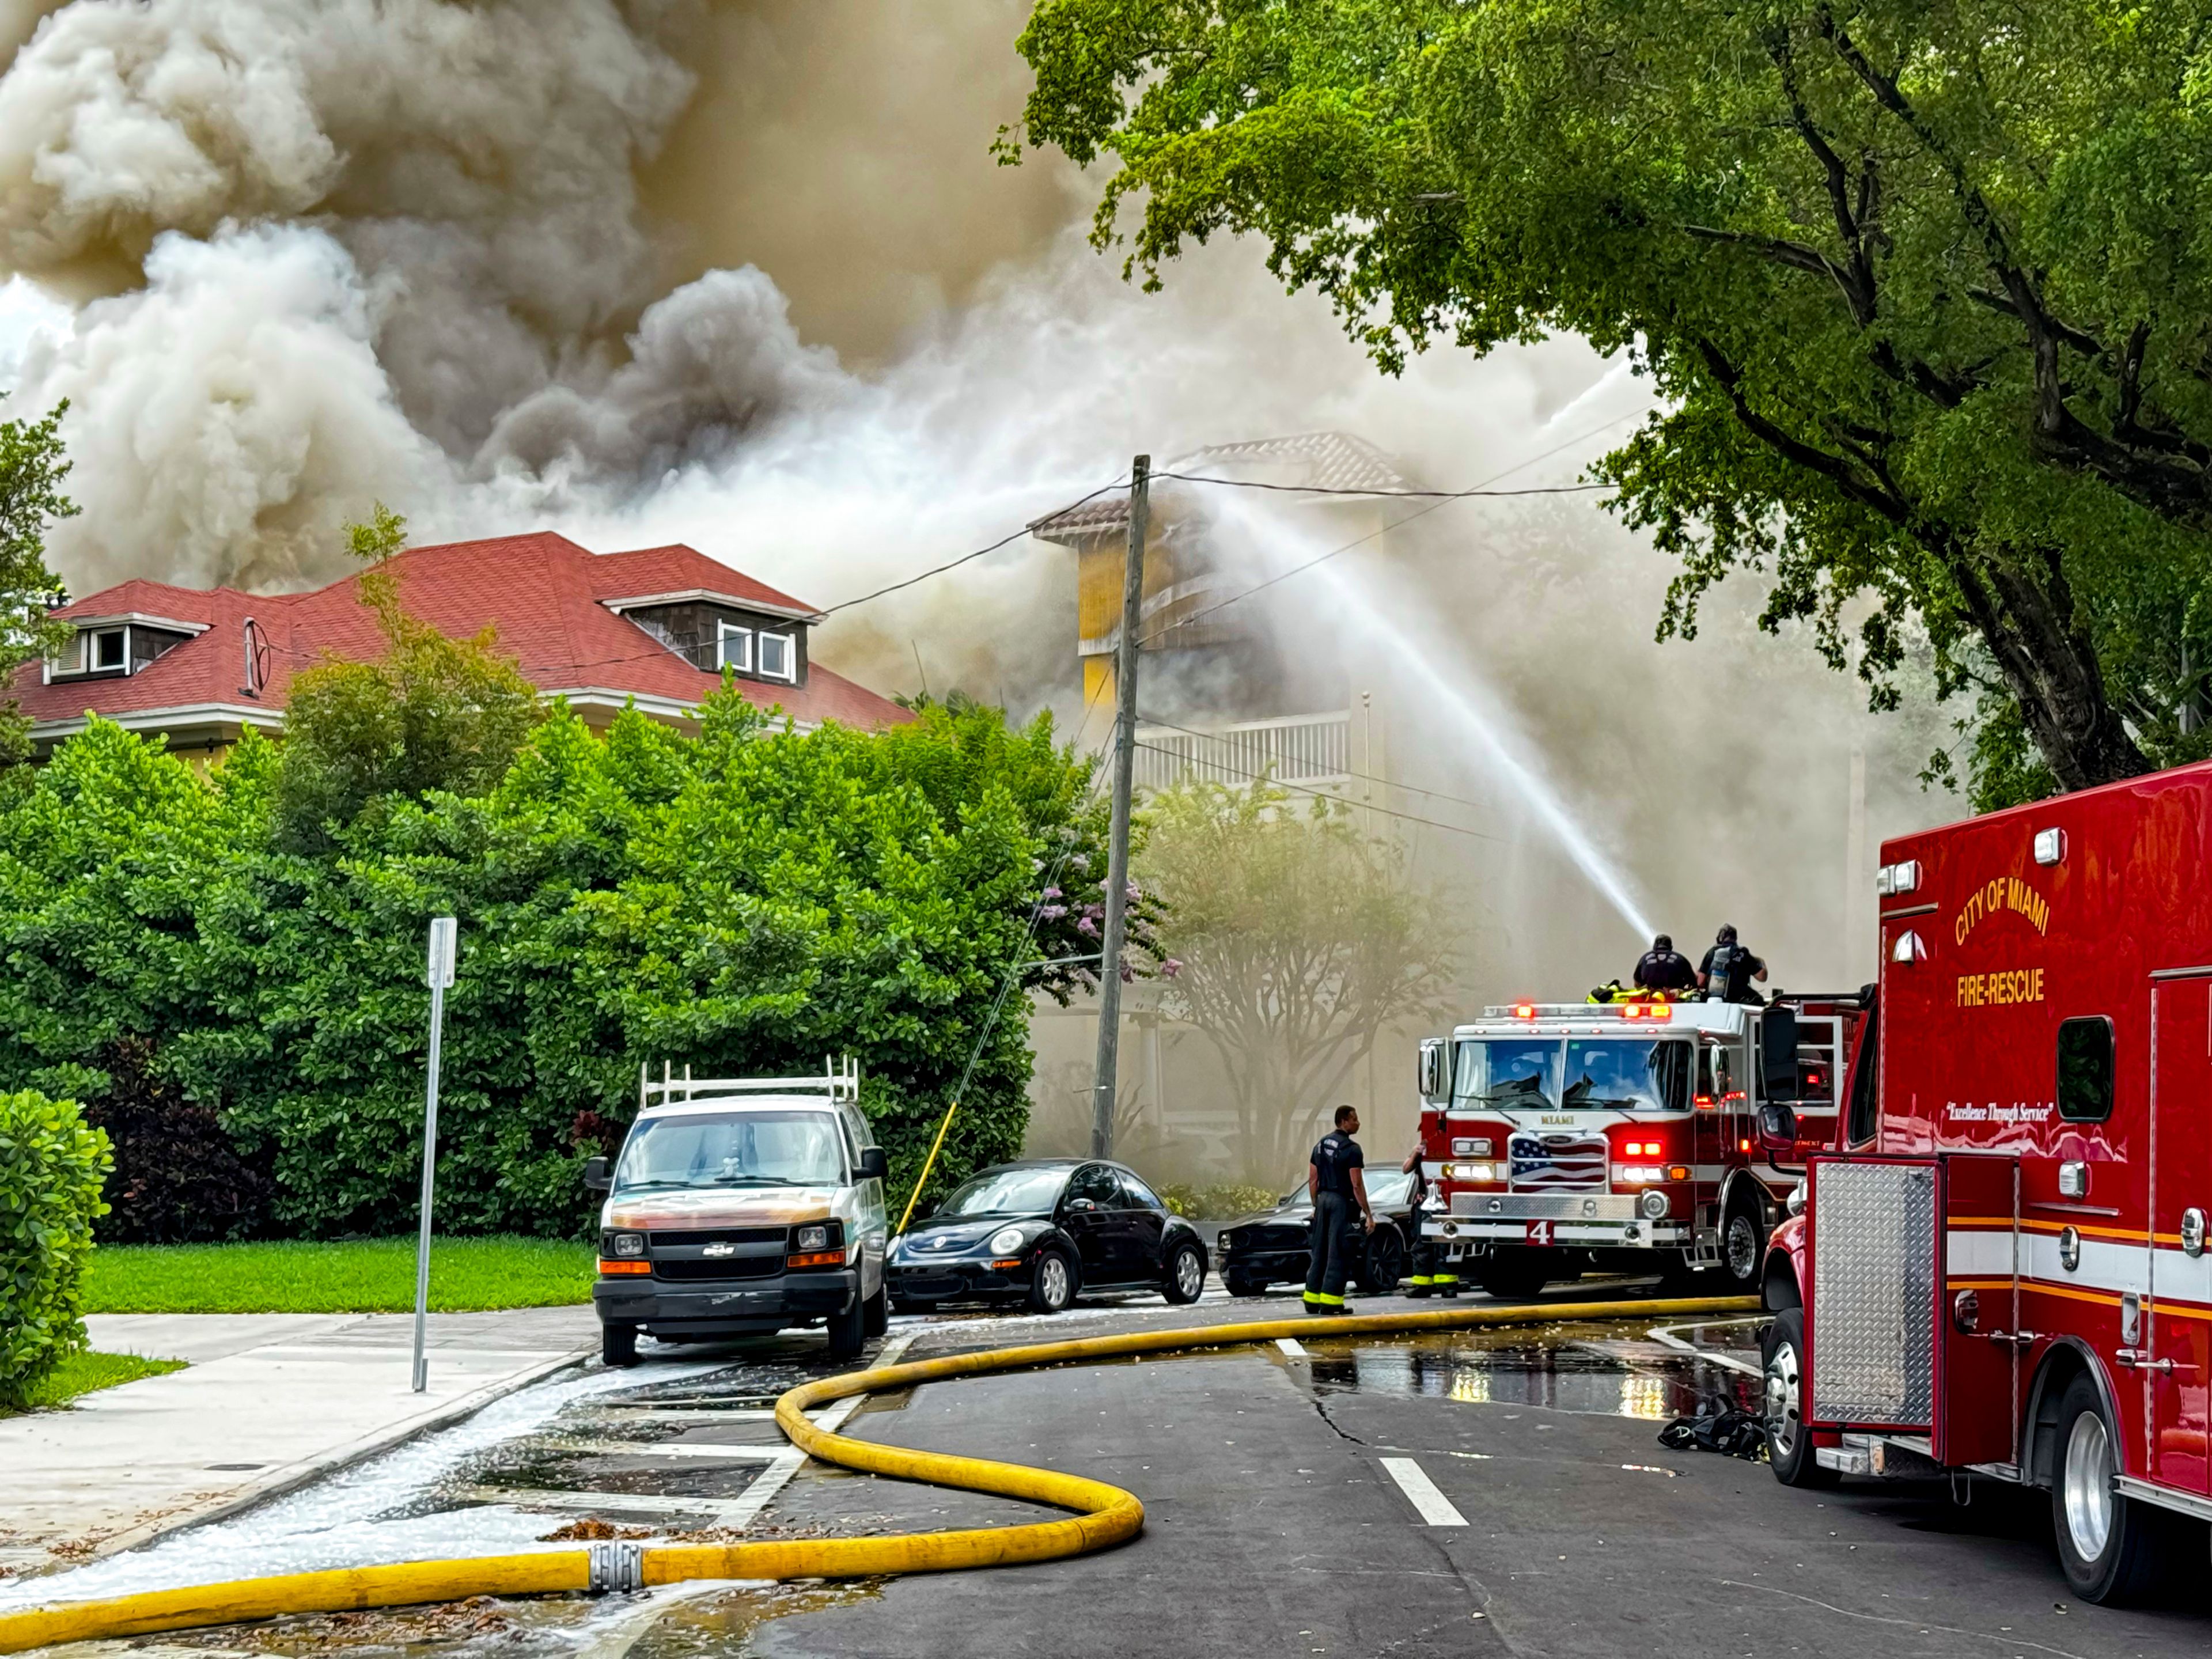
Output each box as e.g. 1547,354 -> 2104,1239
1092,454 -> 1149,1159
411,916 -> 457,1394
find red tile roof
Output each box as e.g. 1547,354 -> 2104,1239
7,531 -> 908,735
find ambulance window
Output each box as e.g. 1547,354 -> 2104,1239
2056,1018 -> 2115,1122
1845,1008 -> 1879,1145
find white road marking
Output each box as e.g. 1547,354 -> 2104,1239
1646,1320 -> 1766,1379
1275,1337 -> 1308,1358
1381,1457 -> 1467,1527
463,1486 -> 765,1520
550,1438 -> 785,1461
706,1331 -> 918,1533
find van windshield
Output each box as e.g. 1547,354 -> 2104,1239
614,1110 -> 844,1191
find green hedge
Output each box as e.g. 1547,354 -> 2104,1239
0,1090 -> 111,1408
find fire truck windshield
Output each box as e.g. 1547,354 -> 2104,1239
1454,1037 -> 1691,1111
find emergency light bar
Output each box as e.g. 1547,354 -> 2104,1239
1619,1002 -> 1672,1022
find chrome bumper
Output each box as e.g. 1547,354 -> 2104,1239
1423,1190 -> 1687,1248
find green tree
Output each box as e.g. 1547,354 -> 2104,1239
0,407 -> 76,772
1139,782 -> 1459,1184
1010,0 -> 2212,803
274,510 -> 542,852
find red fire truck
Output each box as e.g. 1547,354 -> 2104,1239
1413,993 -> 1865,1298
1756,759 -> 2212,1603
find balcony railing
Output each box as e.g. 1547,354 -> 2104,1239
1132,710 -> 1351,795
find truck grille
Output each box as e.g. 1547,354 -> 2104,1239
654,1255 -> 785,1282
1507,1132 -> 1607,1191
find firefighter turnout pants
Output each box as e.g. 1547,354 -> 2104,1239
1404,1224 -> 1459,1298
1305,1191 -> 1356,1310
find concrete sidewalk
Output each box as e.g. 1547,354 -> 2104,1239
0,1306 -> 597,1578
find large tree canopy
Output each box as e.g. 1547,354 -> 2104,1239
1011,0 -> 2212,804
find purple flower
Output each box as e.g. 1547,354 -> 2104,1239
1041,885 -> 1062,900
1037,904 -> 1067,921
1069,854 -> 1090,872
1077,916 -> 1099,937
1162,958 -> 1184,979
1119,961 -> 1135,983
1125,882 -> 1141,902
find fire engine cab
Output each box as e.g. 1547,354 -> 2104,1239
1758,759 -> 2212,1604
1414,993 -> 1863,1299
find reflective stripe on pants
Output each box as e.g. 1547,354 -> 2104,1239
1305,1190 -> 1354,1301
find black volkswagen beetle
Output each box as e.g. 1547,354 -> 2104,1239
887,1158 -> 1209,1315
1215,1169 -> 1419,1297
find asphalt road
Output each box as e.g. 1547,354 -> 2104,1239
741,1288 -> 2212,1659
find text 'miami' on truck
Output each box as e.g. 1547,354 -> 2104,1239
1734,762 -> 2212,1605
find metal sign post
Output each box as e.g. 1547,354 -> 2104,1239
411,916 -> 457,1394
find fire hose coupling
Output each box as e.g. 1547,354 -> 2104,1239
587,1540 -> 645,1594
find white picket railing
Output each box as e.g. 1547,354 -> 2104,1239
1132,710 -> 1351,794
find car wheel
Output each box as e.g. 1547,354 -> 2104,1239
826,1284 -> 868,1361
1760,1306 -> 1834,1488
1355,1225 -> 1406,1296
1721,1198 -> 1766,1292
1224,1268 -> 1267,1298
862,1283 -> 888,1336
1162,1241 -> 1206,1304
1028,1248 -> 1075,1314
1477,1248 -> 1552,1301
601,1321 -> 638,1369
2050,1373 -> 2194,1603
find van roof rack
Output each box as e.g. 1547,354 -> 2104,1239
638,1055 -> 859,1111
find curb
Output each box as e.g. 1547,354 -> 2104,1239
78,1341 -> 598,1567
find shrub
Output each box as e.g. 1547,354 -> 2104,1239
1157,1181 -> 1282,1221
0,1089 -> 111,1409
81,1039 -> 269,1243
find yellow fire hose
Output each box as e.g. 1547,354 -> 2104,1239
0,1294 -> 1758,1654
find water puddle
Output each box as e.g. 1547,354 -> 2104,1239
1300,1321 -> 1763,1420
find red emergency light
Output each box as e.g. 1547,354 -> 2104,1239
1512,1002 -> 1538,1019
1619,1002 -> 1671,1022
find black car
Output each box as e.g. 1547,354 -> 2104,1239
1215,1169 -> 1419,1297
887,1158 -> 1209,1315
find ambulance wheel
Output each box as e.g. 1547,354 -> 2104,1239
827,1286 -> 868,1361
1720,1196 -> 1766,1292
601,1321 -> 639,1369
1477,1249 -> 1552,1301
862,1283 -> 888,1336
1761,1307 -> 1834,1488
2051,1374 -> 2192,1604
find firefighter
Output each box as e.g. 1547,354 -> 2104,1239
1304,1105 -> 1374,1314
1633,933 -> 1698,994
1401,1142 -> 1459,1298
1698,924 -> 1770,1004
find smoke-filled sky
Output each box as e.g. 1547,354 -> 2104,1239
0,0 -> 1961,1000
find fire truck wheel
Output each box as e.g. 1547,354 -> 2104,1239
1720,1198 -> 1766,1291
2051,1373 -> 2190,1603
1476,1249 -> 1553,1301
1760,1307 -> 1834,1488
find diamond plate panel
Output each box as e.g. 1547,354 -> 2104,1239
1810,1161 -> 1936,1427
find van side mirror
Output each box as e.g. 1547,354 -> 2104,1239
1417,1037 -> 1450,1105
1756,1102 -> 1798,1152
583,1156 -> 611,1191
858,1146 -> 888,1181
1760,1006 -> 1801,1103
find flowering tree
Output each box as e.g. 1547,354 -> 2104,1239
1139,781 -> 1460,1185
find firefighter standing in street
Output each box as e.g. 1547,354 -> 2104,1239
1402,1141 -> 1457,1298
1305,1105 -> 1374,1315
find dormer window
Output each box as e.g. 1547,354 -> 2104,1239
756,630 -> 795,682
608,591 -> 812,688
47,615 -> 202,681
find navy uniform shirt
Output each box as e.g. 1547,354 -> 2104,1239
1310,1130 -> 1364,1198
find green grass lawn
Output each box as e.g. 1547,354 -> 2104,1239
6,1351 -> 188,1416
84,1235 -> 594,1315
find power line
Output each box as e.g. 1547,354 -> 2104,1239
1131,740 -> 1508,844
1156,473 -> 1609,499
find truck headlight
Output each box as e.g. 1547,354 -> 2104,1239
1450,1138 -> 1493,1157
1453,1162 -> 1497,1183
796,1225 -> 828,1251
989,1226 -> 1027,1256
611,1232 -> 646,1257
1638,1189 -> 1669,1219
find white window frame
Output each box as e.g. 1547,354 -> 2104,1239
90,627 -> 128,673
757,630 -> 796,683
718,622 -> 753,673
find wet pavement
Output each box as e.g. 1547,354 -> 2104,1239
14,1283 -> 2212,1658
